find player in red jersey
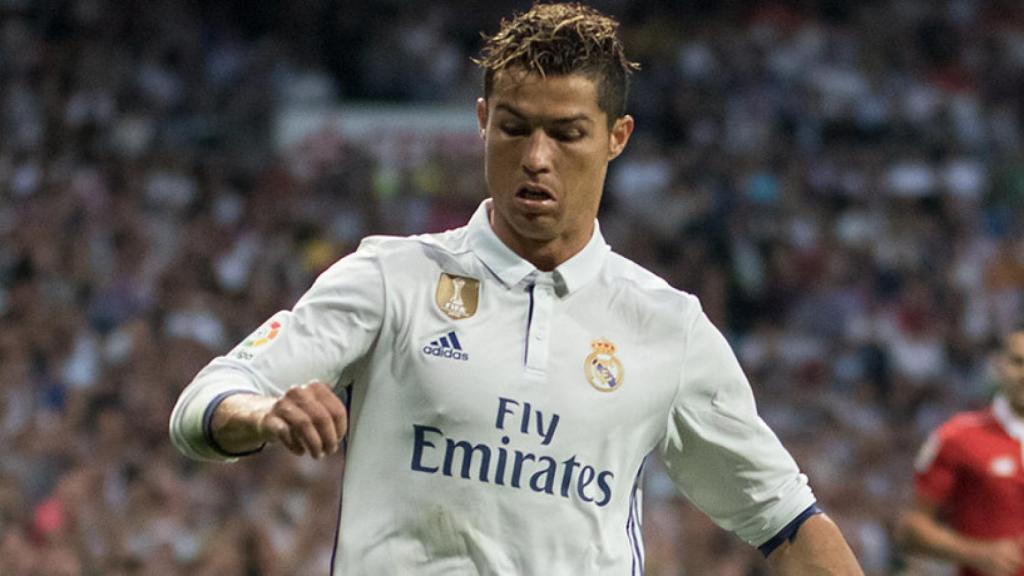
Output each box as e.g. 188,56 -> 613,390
898,328 -> 1024,576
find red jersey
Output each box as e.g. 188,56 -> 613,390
913,399 -> 1024,576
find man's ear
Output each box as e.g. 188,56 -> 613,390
476,98 -> 488,138
608,114 -> 634,161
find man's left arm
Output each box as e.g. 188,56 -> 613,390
767,513 -> 864,575
661,307 -> 864,573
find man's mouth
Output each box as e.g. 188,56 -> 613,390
516,184 -> 555,202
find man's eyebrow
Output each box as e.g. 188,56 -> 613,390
551,115 -> 593,125
494,103 -> 593,125
494,103 -> 525,118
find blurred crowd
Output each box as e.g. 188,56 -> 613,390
2,0 -> 1024,574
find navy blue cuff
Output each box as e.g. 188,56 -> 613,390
758,503 -> 823,557
203,390 -> 267,458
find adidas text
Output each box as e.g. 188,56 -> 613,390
422,345 -> 469,361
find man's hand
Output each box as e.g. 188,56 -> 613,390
965,538 -> 1024,576
210,382 -> 347,459
258,382 -> 348,459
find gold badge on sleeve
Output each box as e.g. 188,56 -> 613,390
436,273 -> 480,320
585,338 -> 624,392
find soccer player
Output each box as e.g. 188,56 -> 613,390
170,3 -> 864,574
898,328 -> 1024,576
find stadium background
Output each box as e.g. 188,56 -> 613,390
2,0 -> 1023,574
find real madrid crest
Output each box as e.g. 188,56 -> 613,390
584,338 -> 624,392
435,273 -> 480,320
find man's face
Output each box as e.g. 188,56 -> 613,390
998,331 -> 1024,416
476,70 -> 632,268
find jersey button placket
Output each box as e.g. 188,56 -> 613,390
525,282 -> 554,376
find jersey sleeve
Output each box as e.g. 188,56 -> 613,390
912,426 -> 958,506
657,308 -> 816,548
169,240 -> 385,461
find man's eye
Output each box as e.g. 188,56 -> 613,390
554,129 -> 584,142
500,123 -> 529,136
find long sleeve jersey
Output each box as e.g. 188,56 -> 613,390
170,199 -> 816,575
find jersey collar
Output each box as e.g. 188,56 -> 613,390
467,199 -> 609,296
993,394 -> 1024,441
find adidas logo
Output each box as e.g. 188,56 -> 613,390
422,331 -> 469,361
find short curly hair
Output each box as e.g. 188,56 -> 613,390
474,2 -> 639,122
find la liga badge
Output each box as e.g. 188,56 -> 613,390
243,319 -> 281,348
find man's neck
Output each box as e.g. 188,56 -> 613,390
487,208 -> 592,272
993,394 -> 1024,440
501,237 -> 574,272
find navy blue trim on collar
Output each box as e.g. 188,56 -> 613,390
202,390 -> 267,458
758,503 -> 823,558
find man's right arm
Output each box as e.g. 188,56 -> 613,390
897,497 -> 1024,576
169,240 -> 386,462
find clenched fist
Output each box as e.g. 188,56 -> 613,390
258,382 -> 348,459
210,381 -> 348,459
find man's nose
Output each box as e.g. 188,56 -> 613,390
522,130 -> 554,175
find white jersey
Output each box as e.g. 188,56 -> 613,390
170,200 -> 815,575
